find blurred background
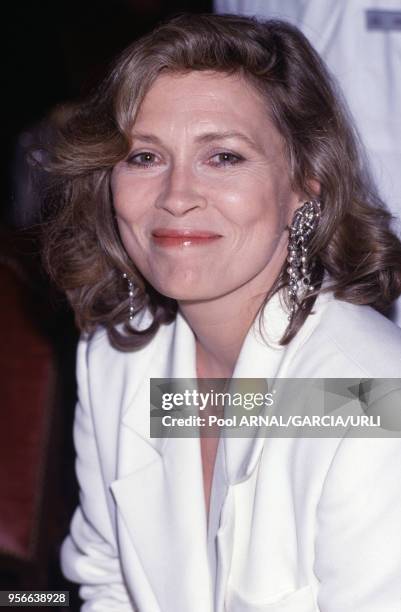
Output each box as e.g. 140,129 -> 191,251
1,0 -> 400,609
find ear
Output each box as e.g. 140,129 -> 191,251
287,179 -> 321,225
306,178 -> 321,198
296,178 -> 321,209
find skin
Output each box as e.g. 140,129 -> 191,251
111,70 -> 305,516
111,70 -> 303,377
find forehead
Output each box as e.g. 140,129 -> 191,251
133,70 -> 272,132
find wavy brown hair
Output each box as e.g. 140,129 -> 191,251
40,12 -> 401,350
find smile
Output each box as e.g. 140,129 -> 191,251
151,229 -> 223,248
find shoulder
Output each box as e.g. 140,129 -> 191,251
77,307 -> 158,367
76,308 -> 171,394
292,295 -> 401,377
75,327 -> 121,386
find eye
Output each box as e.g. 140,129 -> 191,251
127,152 -> 160,167
208,152 -> 244,167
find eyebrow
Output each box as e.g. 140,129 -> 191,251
131,130 -> 263,153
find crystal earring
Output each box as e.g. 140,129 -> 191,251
287,199 -> 321,319
122,273 -> 135,321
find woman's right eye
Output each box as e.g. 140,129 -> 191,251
127,152 -> 159,167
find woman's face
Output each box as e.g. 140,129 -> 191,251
111,71 -> 301,303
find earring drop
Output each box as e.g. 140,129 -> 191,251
122,272 -> 135,321
287,199 -> 321,319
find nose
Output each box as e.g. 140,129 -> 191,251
155,163 -> 207,216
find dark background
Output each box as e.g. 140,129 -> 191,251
1,1 -> 211,609
3,0 -> 211,224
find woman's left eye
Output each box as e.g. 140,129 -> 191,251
209,152 -> 244,167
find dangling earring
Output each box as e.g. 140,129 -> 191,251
287,199 -> 321,319
122,273 -> 135,321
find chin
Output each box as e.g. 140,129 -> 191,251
149,277 -> 218,302
156,287 -> 212,302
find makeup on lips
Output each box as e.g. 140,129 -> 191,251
151,228 -> 223,248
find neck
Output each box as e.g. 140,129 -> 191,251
178,262 -> 284,378
180,295 -> 263,379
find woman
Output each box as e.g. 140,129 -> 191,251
42,13 -> 401,612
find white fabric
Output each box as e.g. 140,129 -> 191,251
61,293 -> 401,611
214,0 -> 401,324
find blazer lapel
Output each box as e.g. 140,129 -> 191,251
221,290 -> 289,487
221,287 -> 334,486
214,289 -> 332,611
110,311 -> 214,612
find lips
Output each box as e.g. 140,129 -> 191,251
151,228 -> 222,247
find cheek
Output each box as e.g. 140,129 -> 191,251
227,191 -> 288,246
111,169 -> 152,221
112,180 -> 151,252
226,188 -> 295,266
239,217 -> 287,267
114,198 -> 142,255
111,183 -> 148,265
112,184 -> 138,221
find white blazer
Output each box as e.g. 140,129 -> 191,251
61,290 -> 401,611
